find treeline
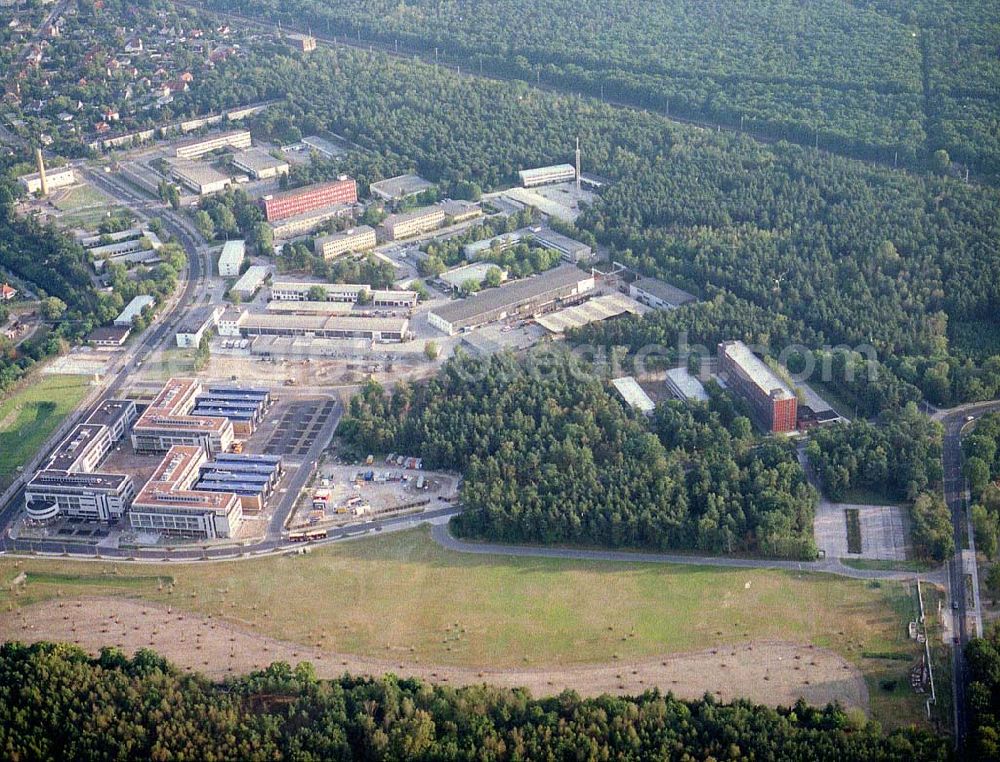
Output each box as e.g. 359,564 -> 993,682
966,623 -> 1000,761
0,642 -> 948,761
967,413 -> 1000,562
339,350 -> 817,558
185,43 -> 1000,408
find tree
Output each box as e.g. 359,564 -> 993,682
484,266 -> 503,288
357,288 -> 372,305
307,285 -> 328,302
911,492 -> 955,562
973,504 -> 999,560
986,564 -> 1000,605
39,296 -> 67,321
194,210 -> 215,240
424,340 -> 439,361
966,457 -> 992,497
932,149 -> 951,173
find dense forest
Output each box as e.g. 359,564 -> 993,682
181,43 -> 1000,407
198,0 -> 999,180
0,641 -> 949,761
339,350 -> 817,558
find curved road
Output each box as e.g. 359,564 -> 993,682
429,524 -> 946,583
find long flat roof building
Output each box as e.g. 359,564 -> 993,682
174,129 -> 251,160
718,340 -> 797,433
629,277 -> 697,310
218,240 -> 246,277
176,305 -> 224,348
439,262 -> 507,292
270,280 -> 417,308
231,148 -> 288,180
428,264 -> 595,335
665,366 -> 710,403
369,173 -> 434,201
314,225 -> 377,260
518,164 -> 576,188
531,228 -> 594,264
130,445 -> 242,538
239,313 -> 409,343
261,177 -> 357,222
379,206 -> 445,241
19,165 -> 75,195
611,377 -> 656,415
114,295 -> 155,327
268,203 -> 353,240
168,159 -> 235,196
131,378 -> 235,455
231,265 -> 271,299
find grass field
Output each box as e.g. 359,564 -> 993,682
51,185 -> 129,231
0,374 -> 90,488
0,527 -> 934,728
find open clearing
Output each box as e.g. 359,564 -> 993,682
0,374 -> 89,488
0,527 -> 932,729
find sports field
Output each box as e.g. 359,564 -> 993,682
0,527 -> 938,728
0,374 -> 90,488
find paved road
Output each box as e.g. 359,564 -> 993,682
430,524 -> 947,583
934,399 -> 1000,748
2,504 -> 462,562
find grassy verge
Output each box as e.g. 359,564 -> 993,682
856,581 -> 936,730
846,509 -> 862,554
840,486 -> 903,507
0,527 -> 936,729
841,558 -> 937,573
0,374 -> 90,488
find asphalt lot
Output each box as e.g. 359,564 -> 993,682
264,399 -> 338,459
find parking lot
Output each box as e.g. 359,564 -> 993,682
258,398 -> 338,459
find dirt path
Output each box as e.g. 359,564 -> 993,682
1,597 -> 868,711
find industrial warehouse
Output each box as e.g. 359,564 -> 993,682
427,264 -> 595,335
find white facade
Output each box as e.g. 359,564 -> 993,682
218,240 -> 246,277
19,166 -> 76,195
314,226 -> 377,260
518,164 -> 576,188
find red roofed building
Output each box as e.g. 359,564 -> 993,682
260,177 -> 357,222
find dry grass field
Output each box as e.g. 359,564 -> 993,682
0,527 -> 935,729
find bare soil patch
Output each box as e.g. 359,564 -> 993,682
1,597 -> 868,711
